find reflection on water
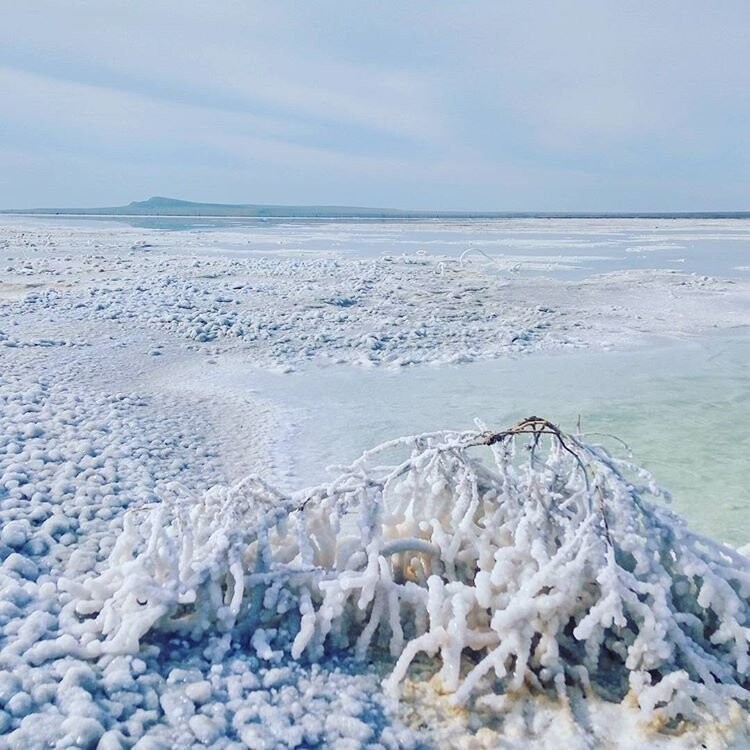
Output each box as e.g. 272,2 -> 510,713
251,330 -> 750,546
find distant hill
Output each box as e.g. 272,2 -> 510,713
2,196 -> 749,219
1,196 -> 430,219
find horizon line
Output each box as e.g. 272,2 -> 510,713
1,195 -> 749,219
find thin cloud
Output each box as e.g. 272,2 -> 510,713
1,1 -> 748,209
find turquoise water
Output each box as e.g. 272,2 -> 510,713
250,330 -> 750,546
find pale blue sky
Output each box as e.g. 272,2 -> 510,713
1,1 -> 748,211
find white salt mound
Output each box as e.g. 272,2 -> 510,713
72,417 -> 750,735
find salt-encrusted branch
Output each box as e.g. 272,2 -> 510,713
69,417 -> 750,724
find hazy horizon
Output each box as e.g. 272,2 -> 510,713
3,194 -> 750,217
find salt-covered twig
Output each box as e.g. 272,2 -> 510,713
71,417 -> 750,723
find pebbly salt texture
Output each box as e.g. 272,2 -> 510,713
0,376 -> 421,747
3,219 -> 750,375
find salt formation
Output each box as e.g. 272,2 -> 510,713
73,418 -> 750,724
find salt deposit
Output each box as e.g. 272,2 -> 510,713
1,216 -> 749,748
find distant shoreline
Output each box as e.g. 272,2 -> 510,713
1,195 -> 749,220
3,211 -> 750,220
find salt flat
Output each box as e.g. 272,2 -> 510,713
1,216 -> 749,748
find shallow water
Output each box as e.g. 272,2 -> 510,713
249,330 -> 750,546
15,214 -> 750,280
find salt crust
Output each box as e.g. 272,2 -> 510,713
3,220 -> 750,747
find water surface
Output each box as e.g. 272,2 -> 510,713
250,330 -> 750,546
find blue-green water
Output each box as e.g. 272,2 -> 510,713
249,330 -> 750,546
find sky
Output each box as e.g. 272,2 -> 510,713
1,1 -> 749,212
